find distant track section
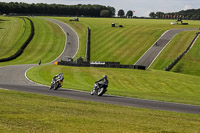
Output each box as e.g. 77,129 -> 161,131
134,28 -> 198,68
44,18 -> 79,63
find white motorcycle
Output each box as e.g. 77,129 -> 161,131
91,82 -> 107,96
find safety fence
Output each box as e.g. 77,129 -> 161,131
0,17 -> 34,62
85,27 -> 90,62
164,32 -> 200,71
58,60 -> 146,70
62,26 -> 146,70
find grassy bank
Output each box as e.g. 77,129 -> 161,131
171,35 -> 200,76
0,89 -> 199,133
0,16 -> 31,59
0,17 -> 65,66
27,65 -> 200,105
150,30 -> 199,70
54,17 -> 200,64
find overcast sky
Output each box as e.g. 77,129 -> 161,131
1,0 -> 199,16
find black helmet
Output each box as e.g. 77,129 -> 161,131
104,75 -> 107,78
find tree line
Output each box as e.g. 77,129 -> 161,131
0,2 -> 115,17
117,9 -> 136,18
149,8 -> 200,20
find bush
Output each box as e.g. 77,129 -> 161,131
100,10 -> 111,17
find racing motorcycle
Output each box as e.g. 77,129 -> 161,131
49,73 -> 64,90
91,82 -> 107,96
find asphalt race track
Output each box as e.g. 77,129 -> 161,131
0,19 -> 199,114
44,18 -> 79,62
135,28 -> 198,68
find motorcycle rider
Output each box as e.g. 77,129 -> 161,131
53,73 -> 64,87
95,75 -> 108,91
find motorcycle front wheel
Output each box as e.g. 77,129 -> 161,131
54,85 -> 58,90
91,89 -> 95,95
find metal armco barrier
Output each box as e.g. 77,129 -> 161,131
0,17 -> 34,62
60,27 -> 146,70
58,61 -> 146,70
165,32 -> 200,71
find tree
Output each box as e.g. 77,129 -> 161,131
149,12 -> 156,18
156,12 -> 164,19
126,10 -> 133,18
107,6 -> 115,17
100,10 -> 111,17
0,2 -> 115,17
118,9 -> 125,17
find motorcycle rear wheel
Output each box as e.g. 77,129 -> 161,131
97,87 -> 105,96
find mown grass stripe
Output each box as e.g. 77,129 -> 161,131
0,17 -> 65,66
0,17 -> 28,59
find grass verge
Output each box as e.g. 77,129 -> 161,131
0,17 -> 65,66
0,89 -> 199,133
27,65 -> 200,105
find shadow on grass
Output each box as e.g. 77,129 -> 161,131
0,19 -> 7,22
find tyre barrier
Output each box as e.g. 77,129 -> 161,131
164,32 -> 200,71
0,17 -> 34,62
58,61 -> 146,70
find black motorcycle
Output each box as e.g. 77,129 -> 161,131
49,73 -> 64,90
91,82 -> 107,96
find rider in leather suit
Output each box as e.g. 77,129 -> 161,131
96,75 -> 108,91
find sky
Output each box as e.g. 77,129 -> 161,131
0,0 -> 200,17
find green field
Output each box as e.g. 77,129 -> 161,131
57,17 -> 200,76
0,89 -> 199,133
0,17 -> 65,66
54,17 -> 200,64
1,16 -> 200,132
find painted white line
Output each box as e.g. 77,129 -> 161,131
134,30 -> 170,66
25,67 -> 50,87
50,20 -> 68,63
147,35 -> 175,69
134,28 -> 199,69
45,18 -> 79,63
24,18 -> 80,88
148,29 -> 199,69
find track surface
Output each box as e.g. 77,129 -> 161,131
135,28 -> 198,68
45,18 -> 79,62
0,19 -> 199,114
